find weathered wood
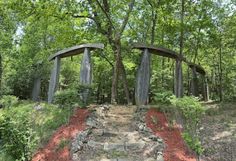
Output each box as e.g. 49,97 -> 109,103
133,43 -> 180,59
188,63 -> 206,75
49,43 -> 104,61
32,77 -> 41,101
135,49 -> 151,105
175,59 -> 183,98
190,66 -> 199,97
48,56 -> 61,103
80,48 -> 92,104
202,76 -> 209,101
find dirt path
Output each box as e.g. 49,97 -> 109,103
200,103 -> 236,161
146,108 -> 196,161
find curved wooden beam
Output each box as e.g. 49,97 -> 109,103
48,43 -> 104,61
132,43 -> 180,59
188,63 -> 206,75
133,43 -> 206,75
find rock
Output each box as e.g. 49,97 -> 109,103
71,129 -> 91,152
149,135 -> 160,141
86,117 -> 99,127
117,158 -> 129,161
100,159 -> 117,161
125,142 -> 145,151
93,129 -> 104,136
156,152 -> 164,161
143,143 -> 161,157
87,140 -> 104,149
104,142 -> 125,151
144,157 -> 156,161
137,123 -> 145,131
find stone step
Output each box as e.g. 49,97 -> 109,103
87,140 -> 146,152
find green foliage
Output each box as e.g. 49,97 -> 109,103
171,96 -> 205,155
182,132 -> 204,155
54,89 -> 80,107
153,91 -> 175,104
0,95 -> 18,108
0,101 -> 75,160
55,138 -> 70,151
0,116 -> 38,161
171,96 -> 204,131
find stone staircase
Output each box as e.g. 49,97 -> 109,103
71,105 -> 164,161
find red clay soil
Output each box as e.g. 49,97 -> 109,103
32,108 -> 89,161
146,108 -> 196,161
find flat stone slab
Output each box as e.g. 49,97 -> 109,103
125,142 -> 145,151
104,142 -> 125,151
87,140 -> 104,149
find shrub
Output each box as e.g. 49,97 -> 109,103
171,96 -> 204,132
0,116 -> 38,161
54,89 -> 80,107
0,95 -> 19,108
153,91 -> 175,104
182,132 -> 204,155
171,96 -> 205,156
77,84 -> 95,106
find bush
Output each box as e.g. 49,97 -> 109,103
153,91 -> 175,104
171,96 -> 204,132
0,101 -> 75,160
54,89 -> 80,107
0,95 -> 19,108
171,96 -> 205,156
182,132 -> 204,155
0,116 -> 38,161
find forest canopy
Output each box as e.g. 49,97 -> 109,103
0,0 -> 235,103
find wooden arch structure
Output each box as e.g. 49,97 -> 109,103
188,63 -> 209,101
47,43 -> 104,103
133,43 -> 209,105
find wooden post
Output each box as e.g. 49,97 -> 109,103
48,56 -> 61,103
80,48 -> 92,104
135,49 -> 151,105
190,66 -> 198,97
202,75 -> 209,101
175,59 -> 183,98
32,77 -> 41,101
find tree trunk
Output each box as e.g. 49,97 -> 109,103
0,54 -> 2,91
111,42 -> 131,104
175,0 -> 184,98
219,37 -> 223,101
120,59 -> 131,104
111,48 -> 119,104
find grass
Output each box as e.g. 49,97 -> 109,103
0,100 -> 75,161
56,138 -> 70,151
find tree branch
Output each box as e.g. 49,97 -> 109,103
95,0 -> 115,30
118,0 -> 135,37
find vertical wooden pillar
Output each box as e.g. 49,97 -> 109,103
135,49 -> 151,105
175,59 -> 183,98
48,56 -> 61,103
32,77 -> 41,101
202,75 -> 209,101
190,66 -> 198,97
80,48 -> 92,104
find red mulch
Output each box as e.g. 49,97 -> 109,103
146,108 -> 196,161
32,108 -> 89,161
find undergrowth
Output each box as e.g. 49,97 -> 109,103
153,92 -> 205,156
0,100 -> 75,161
